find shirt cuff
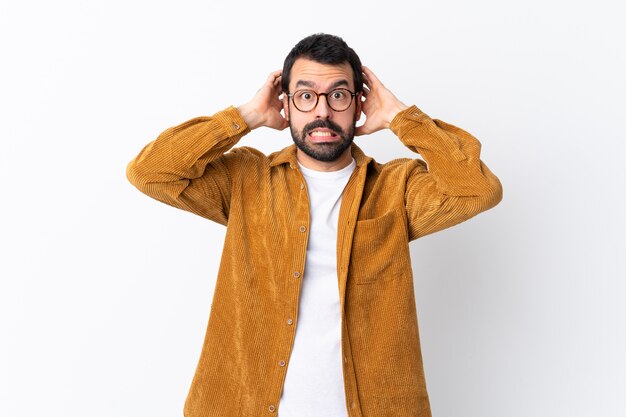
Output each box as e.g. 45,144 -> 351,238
389,105 -> 430,132
213,105 -> 251,138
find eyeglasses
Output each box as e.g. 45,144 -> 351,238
287,88 -> 357,112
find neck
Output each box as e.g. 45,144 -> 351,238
295,147 -> 353,172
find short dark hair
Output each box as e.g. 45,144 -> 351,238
281,33 -> 363,94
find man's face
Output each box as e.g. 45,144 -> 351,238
283,58 -> 361,163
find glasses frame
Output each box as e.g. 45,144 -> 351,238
287,88 -> 357,112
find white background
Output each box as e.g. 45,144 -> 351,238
1,0 -> 624,416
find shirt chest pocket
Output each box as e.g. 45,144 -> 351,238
349,209 -> 409,284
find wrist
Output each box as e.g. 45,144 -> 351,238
387,102 -> 409,127
237,102 -> 263,130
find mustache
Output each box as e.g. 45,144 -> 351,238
302,119 -> 345,137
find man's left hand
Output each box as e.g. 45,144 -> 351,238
355,66 -> 409,136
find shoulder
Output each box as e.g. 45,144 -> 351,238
351,143 -> 426,178
223,145 -> 295,178
369,157 -> 428,179
228,145 -> 268,161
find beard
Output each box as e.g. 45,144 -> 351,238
290,118 -> 355,162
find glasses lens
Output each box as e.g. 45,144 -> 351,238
327,89 -> 352,111
294,90 -> 317,112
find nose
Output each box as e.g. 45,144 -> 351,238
314,94 -> 332,119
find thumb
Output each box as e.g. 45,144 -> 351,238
355,124 -> 370,136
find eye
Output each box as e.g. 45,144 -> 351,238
299,91 -> 315,101
330,90 -> 347,100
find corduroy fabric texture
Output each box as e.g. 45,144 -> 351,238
127,105 -> 502,417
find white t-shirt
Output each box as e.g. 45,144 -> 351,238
278,158 -> 356,417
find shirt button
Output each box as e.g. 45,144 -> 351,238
279,360 -> 286,367
293,271 -> 300,278
299,225 -> 306,233
300,183 -> 304,190
287,318 -> 294,325
232,122 -> 240,130
268,404 -> 276,412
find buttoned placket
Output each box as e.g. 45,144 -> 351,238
267,163 -> 310,414
335,163 -> 369,417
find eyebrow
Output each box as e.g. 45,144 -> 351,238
294,79 -> 350,90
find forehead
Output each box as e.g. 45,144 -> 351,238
289,58 -> 354,90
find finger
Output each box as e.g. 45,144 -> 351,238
362,66 -> 382,86
266,70 -> 282,85
355,125 -> 369,136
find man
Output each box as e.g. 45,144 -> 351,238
127,33 -> 502,417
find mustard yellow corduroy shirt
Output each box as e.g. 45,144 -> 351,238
127,105 -> 502,417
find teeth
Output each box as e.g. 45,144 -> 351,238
310,131 -> 333,137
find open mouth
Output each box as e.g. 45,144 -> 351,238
307,129 -> 340,143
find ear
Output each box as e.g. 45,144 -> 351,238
282,94 -> 290,122
354,92 -> 363,122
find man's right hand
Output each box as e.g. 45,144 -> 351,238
237,70 -> 288,131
